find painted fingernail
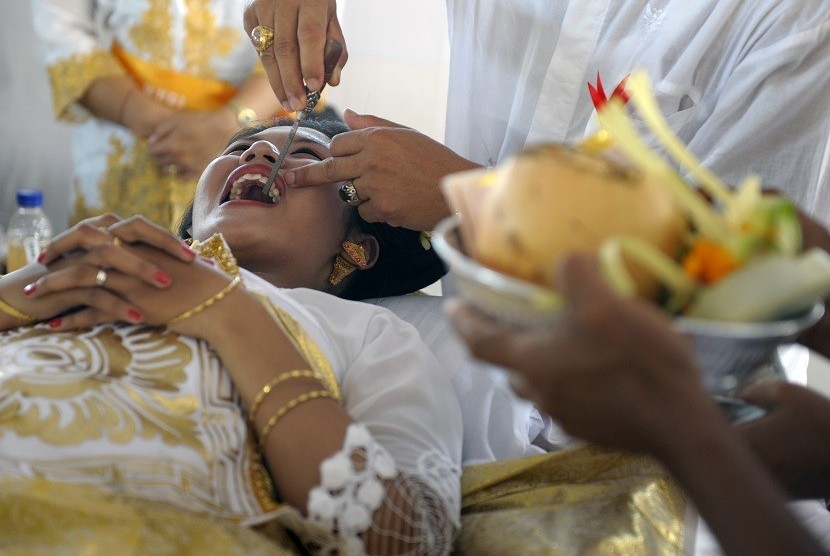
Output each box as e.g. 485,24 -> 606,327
154,270 -> 172,286
181,244 -> 197,259
37,252 -> 46,264
49,318 -> 62,329
127,308 -> 144,323
23,283 -> 37,296
284,171 -> 296,185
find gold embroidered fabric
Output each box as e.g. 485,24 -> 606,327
456,446 -> 687,555
72,137 -> 196,231
46,49 -> 126,122
0,322 -> 280,522
190,233 -> 241,277
190,234 -> 341,400
0,478 -> 301,556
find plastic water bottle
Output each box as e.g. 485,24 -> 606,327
6,189 -> 52,273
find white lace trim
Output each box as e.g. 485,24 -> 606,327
279,423 -> 459,555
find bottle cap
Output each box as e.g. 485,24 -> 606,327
16,189 -> 43,208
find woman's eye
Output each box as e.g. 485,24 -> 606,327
225,144 -> 250,154
291,147 -> 323,160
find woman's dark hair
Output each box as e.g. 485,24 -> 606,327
177,113 -> 446,300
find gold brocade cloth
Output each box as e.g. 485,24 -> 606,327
456,446 -> 687,555
0,478 -> 299,556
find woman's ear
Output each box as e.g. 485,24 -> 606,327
341,235 -> 379,271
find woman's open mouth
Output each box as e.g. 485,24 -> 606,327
221,165 -> 285,205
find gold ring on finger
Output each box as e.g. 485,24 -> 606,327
251,25 -> 275,55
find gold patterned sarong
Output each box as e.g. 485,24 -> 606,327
456,446 -> 687,555
0,478 -> 299,556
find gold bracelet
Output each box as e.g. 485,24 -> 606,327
249,369 -> 320,421
167,275 -> 241,326
259,390 -> 334,444
0,295 -> 36,323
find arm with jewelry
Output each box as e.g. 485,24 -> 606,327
0,214 -> 461,554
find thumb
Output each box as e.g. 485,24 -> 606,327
343,108 -> 407,130
556,253 -> 617,311
739,381 -> 784,409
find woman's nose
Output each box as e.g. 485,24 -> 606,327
241,140 -> 278,165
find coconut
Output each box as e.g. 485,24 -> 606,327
466,144 -> 688,298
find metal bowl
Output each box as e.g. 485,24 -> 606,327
432,216 -> 563,327
674,306 -> 823,395
432,216 -> 824,399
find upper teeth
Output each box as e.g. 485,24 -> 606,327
228,173 -> 281,202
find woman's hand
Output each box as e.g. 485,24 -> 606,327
243,0 -> 346,111
738,381 -> 830,498
285,110 -> 480,230
147,110 -> 239,180
22,215 -> 206,328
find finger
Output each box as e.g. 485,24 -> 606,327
25,260 -> 163,300
40,220 -> 120,265
739,381 -> 787,409
556,254 -> 618,312
296,2 -> 330,93
47,299 -> 143,331
109,216 -> 197,262
343,108 -> 408,130
272,5 -> 305,111
245,5 -> 288,109
326,17 -> 348,87
285,153 -> 360,188
148,119 -> 175,145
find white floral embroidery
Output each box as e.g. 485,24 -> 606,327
281,423 -> 458,555
643,4 -> 668,38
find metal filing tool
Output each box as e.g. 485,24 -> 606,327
262,39 -> 344,195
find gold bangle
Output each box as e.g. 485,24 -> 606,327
249,369 -> 320,421
167,275 -> 241,326
259,390 -> 334,444
0,295 -> 36,323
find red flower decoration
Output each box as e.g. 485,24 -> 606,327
588,73 -> 630,110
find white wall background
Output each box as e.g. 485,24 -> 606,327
0,0 -> 75,234
0,0 -> 450,235
329,0 -> 449,141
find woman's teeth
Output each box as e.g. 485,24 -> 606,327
228,173 -> 281,203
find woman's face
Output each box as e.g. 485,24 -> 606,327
191,126 -> 353,289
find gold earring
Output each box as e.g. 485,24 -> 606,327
342,241 -> 368,268
329,255 -> 357,286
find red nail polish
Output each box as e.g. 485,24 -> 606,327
154,270 -> 172,286
37,252 -> 46,264
49,318 -> 62,329
127,308 -> 144,323
23,283 -> 37,296
181,244 -> 197,259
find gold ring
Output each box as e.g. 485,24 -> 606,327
94,268 -> 108,287
112,237 -> 123,247
251,25 -> 275,55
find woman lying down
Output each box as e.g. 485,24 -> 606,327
0,118 -> 461,555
